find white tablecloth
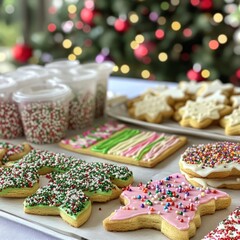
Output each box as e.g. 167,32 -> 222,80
0,77 -> 238,240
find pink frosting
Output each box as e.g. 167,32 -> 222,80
110,173 -> 229,230
121,133 -> 160,157
143,136 -> 179,161
61,122 -> 126,148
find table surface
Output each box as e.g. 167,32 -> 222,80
0,77 -> 238,240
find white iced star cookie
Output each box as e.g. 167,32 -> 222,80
178,100 -> 232,128
178,81 -> 204,98
230,95 -> 240,108
196,90 -> 228,104
220,107 -> 240,135
129,94 -> 173,123
197,79 -> 234,97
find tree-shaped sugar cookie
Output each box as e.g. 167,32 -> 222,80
103,173 -> 230,240
178,100 -> 231,128
0,149 -> 133,227
0,142 -> 32,165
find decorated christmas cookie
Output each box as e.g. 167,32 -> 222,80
220,107 -> 240,135
197,79 -> 233,97
0,142 -> 32,165
128,94 -> 173,123
59,122 -> 187,168
196,91 -> 228,104
178,100 -> 232,128
181,171 -> 240,190
179,142 -> 240,178
0,149 -> 133,227
103,173 -> 231,240
178,81 -> 204,98
230,95 -> 240,108
203,207 -> 240,240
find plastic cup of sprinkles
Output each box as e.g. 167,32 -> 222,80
13,83 -> 73,144
73,61 -> 114,118
0,76 -> 23,139
16,66 -> 51,83
5,70 -> 39,88
49,69 -> 97,130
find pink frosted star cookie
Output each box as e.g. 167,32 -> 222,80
203,207 -> 240,240
103,173 -> 231,240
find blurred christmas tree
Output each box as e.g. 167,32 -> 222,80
0,0 -> 240,84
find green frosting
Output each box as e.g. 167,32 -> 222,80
91,128 -> 140,154
135,136 -> 165,160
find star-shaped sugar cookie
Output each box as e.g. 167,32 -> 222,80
220,107 -> 240,135
178,100 -> 231,128
129,94 -> 173,123
103,173 -> 231,240
197,79 -> 233,97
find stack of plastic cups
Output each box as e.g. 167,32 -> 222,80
17,65 -> 51,83
13,83 -> 72,144
0,76 -> 23,139
45,59 -> 80,80
49,69 -> 97,129
78,61 -> 114,118
5,70 -> 41,88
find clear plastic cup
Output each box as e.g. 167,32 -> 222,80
5,70 -> 39,88
49,69 -> 97,129
13,83 -> 72,144
0,76 -> 23,139
78,61 -> 114,118
17,66 -> 50,83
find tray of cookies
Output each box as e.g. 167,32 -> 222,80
1,132 -> 240,240
107,80 -> 240,142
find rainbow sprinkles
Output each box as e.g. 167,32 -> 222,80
59,121 -> 187,167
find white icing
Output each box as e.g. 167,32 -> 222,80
196,90 -> 227,104
223,107 -> 240,126
179,81 -> 204,95
180,100 -> 224,122
198,79 -> 233,97
182,171 -> 240,188
107,131 -> 153,155
231,95 -> 240,108
134,95 -> 172,118
180,156 -> 240,177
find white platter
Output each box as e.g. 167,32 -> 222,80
107,103 -> 240,142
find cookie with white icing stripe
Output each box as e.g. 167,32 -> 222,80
179,142 -> 240,179
220,107 -> 240,135
59,121 -> 187,168
178,100 -> 232,129
203,207 -> 240,240
103,173 -> 231,240
181,170 -> 240,190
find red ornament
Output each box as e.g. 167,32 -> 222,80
80,8 -> 95,25
12,43 -> 32,63
134,42 -> 155,61
187,69 -> 205,82
198,0 -> 213,11
114,19 -> 129,32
